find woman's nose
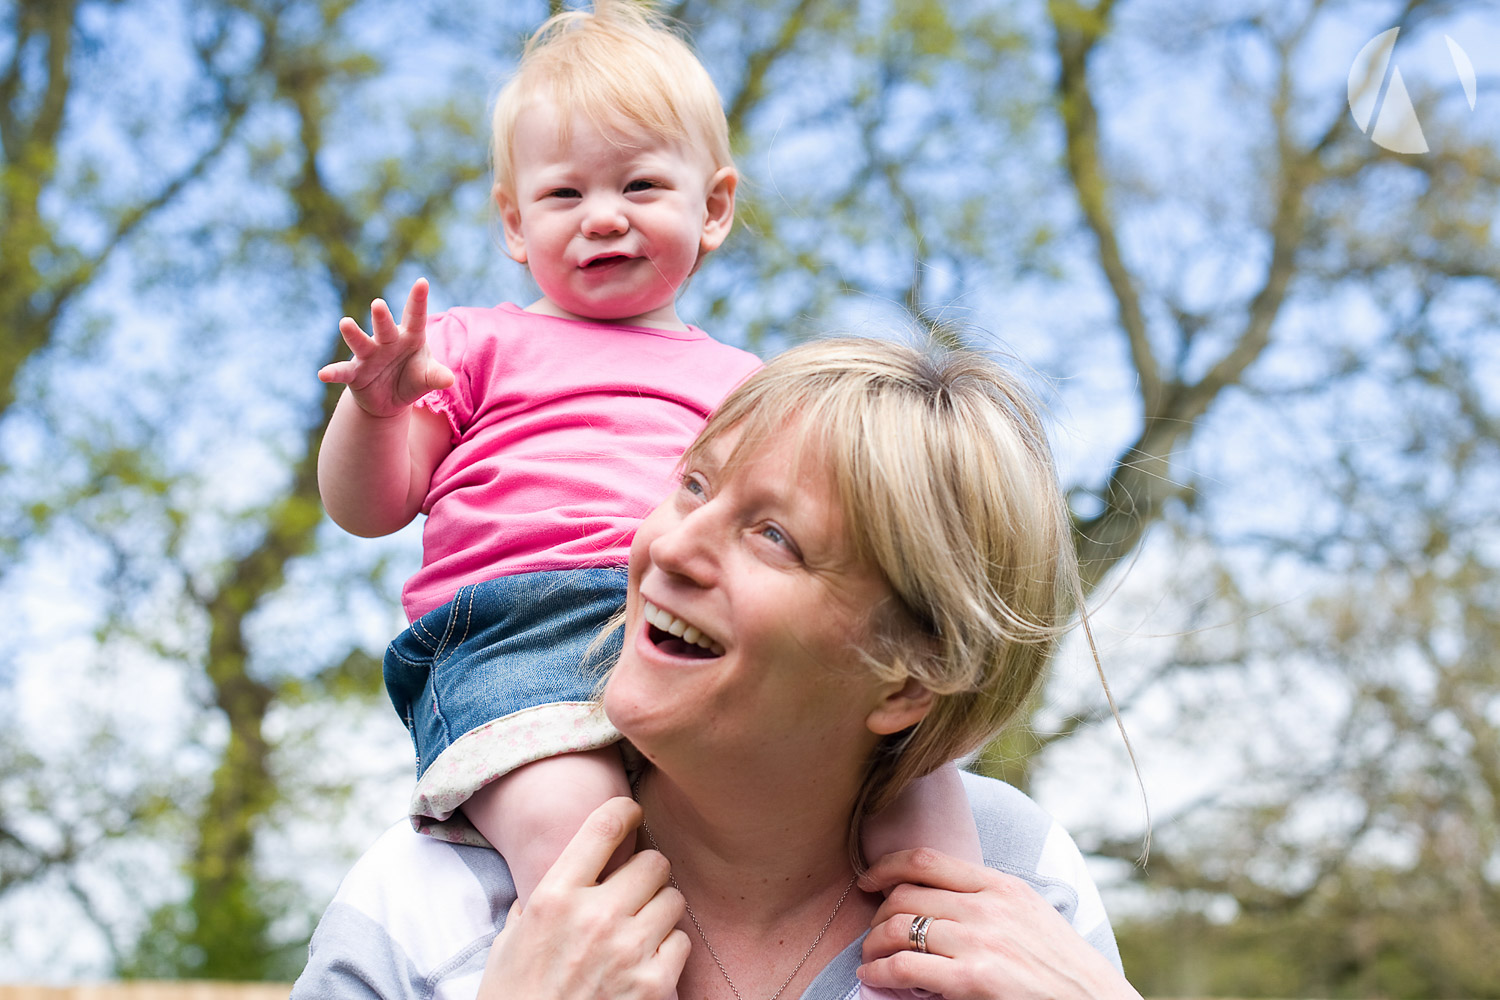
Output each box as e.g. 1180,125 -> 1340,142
647,505 -> 720,586
582,195 -> 628,237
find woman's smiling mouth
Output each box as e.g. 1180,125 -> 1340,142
642,600 -> 725,657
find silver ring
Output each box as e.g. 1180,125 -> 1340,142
908,914 -> 934,954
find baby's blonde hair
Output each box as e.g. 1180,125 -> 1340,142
491,0 -> 734,199
683,337 -> 1082,859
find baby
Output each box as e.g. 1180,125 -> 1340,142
316,0 -> 981,910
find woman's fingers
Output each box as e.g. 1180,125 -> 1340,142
857,949 -> 950,995
600,839 -> 676,913
872,883 -> 954,928
657,927 -> 692,979
861,847 -> 992,895
858,869 -> 1144,1000
537,796 -> 643,892
479,803 -> 687,1000
863,911 -> 953,964
632,875 -> 684,928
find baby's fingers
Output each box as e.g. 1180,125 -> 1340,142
318,359 -> 357,384
423,358 -> 456,393
336,316 -> 373,356
400,278 -> 429,339
368,298 -> 400,343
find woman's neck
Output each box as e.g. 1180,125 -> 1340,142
634,765 -> 878,1000
633,765 -> 861,924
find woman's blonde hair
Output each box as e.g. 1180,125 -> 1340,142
491,0 -> 734,199
683,337 -> 1084,861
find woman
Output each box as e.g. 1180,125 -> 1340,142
293,338 -> 1142,1000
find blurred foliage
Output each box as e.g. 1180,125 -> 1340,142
1117,863 -> 1500,999
1,0 -> 1497,993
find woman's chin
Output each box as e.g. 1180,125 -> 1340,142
600,660 -> 657,740
602,686 -> 667,755
603,653 -> 703,751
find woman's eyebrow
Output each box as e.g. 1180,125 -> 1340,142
686,447 -> 723,478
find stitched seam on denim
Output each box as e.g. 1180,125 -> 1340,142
385,643 -> 427,669
425,587 -> 473,750
410,597 -> 457,651
410,584 -> 465,654
407,616 -> 440,652
431,585 -> 473,667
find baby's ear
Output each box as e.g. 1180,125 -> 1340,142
494,184 -> 528,264
698,166 -> 738,255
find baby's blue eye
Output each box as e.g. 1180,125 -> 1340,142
548,187 -> 580,199
626,179 -> 658,192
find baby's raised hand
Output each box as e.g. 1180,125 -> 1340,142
319,278 -> 454,417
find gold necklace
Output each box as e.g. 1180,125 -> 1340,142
639,816 -> 857,1000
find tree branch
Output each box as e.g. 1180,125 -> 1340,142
1049,0 -> 1162,414
721,0 -> 820,143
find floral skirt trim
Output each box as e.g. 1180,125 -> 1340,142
409,700 -> 620,847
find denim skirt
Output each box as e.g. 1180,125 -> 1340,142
383,567 -> 626,779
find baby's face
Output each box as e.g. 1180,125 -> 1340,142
497,99 -> 734,330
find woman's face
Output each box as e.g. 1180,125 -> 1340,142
604,423 -> 901,774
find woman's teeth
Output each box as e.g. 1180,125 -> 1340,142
643,601 -> 725,656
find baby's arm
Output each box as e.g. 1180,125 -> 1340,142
861,761 -> 982,868
317,278 -> 455,536
463,746 -> 635,905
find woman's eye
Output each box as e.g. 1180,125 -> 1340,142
761,524 -> 794,551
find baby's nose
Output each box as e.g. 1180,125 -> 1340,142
583,197 -> 629,236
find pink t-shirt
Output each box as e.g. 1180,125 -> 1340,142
402,304 -> 763,621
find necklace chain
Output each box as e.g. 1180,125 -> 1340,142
639,816 -> 857,1000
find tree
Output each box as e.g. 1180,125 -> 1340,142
2,0 -> 504,977
1015,2 -> 1500,993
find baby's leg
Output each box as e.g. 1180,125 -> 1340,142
861,761 -> 982,868
859,764 -> 979,1000
464,744 -> 633,905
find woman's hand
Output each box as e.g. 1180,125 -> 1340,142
857,849 -> 1141,1000
480,796 -> 690,1000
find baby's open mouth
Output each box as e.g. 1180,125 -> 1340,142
584,254 -> 632,269
643,600 -> 724,658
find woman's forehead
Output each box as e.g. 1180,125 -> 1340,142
698,421 -> 875,571
695,415 -> 827,485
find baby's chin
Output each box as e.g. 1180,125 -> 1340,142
548,292 -> 682,328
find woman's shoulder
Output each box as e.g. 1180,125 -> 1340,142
960,768 -> 1058,847
291,823 -> 516,999
960,770 -> 1117,963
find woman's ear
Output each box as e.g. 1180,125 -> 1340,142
494,183 -> 528,263
866,677 -> 935,736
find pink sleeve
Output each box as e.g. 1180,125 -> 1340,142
415,310 -> 472,444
